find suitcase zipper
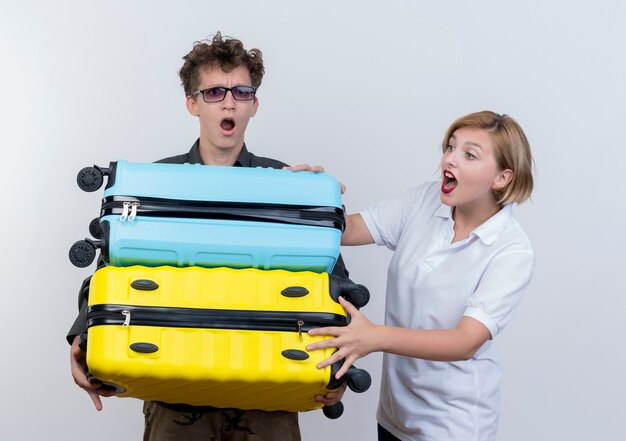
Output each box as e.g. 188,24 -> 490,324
87,304 -> 346,332
297,320 -> 304,342
120,202 -> 130,221
119,202 -> 140,222
101,196 -> 345,230
121,310 -> 131,327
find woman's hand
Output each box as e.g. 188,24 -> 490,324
307,296 -> 380,379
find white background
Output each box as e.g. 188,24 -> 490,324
1,1 -> 625,440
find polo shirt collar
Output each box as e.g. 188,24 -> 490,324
189,139 -> 252,167
187,139 -> 204,164
235,144 -> 252,167
434,203 -> 514,245
472,204 -> 514,245
434,204 -> 453,220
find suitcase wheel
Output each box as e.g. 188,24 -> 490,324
345,366 -> 372,393
346,284 -> 370,308
88,217 -> 102,239
329,276 -> 370,308
322,401 -> 344,419
76,166 -> 104,192
68,239 -> 97,268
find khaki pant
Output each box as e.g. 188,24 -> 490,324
143,401 -> 301,441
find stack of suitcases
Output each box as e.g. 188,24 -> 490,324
68,160 -> 371,418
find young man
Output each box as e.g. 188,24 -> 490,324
68,32 -> 349,441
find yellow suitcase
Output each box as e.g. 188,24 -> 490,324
83,266 -> 370,418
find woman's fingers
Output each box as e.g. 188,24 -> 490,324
338,296 -> 359,316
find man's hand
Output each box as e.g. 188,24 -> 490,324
315,383 -> 347,406
70,335 -> 116,411
283,164 -> 346,194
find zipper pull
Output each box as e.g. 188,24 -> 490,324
122,310 -> 131,327
297,320 -> 304,342
120,202 -> 130,221
128,202 -> 140,221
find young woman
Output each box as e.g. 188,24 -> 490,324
304,111 -> 534,441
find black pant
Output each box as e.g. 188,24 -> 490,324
143,401 -> 301,441
378,424 -> 401,441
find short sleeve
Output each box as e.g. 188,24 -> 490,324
361,184 -> 429,251
464,250 -> 535,338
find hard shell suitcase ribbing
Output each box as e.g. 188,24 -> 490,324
69,161 -> 344,273
83,266 -> 371,417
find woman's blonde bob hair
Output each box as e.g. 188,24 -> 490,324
441,110 -> 534,205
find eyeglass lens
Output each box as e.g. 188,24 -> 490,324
202,86 -> 255,102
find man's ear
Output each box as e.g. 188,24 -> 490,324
250,97 -> 259,118
186,95 -> 199,117
493,169 -> 513,190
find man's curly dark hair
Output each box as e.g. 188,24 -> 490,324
179,31 -> 264,97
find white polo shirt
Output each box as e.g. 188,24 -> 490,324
362,181 -> 534,441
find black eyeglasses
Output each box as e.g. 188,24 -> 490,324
191,86 -> 257,103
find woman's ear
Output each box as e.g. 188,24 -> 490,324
493,169 -> 513,190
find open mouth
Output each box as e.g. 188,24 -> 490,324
220,118 -> 235,132
441,170 -> 457,194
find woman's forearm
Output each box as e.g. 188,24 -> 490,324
341,213 -> 375,245
371,317 -> 492,362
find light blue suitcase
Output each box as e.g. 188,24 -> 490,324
69,161 -> 344,272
